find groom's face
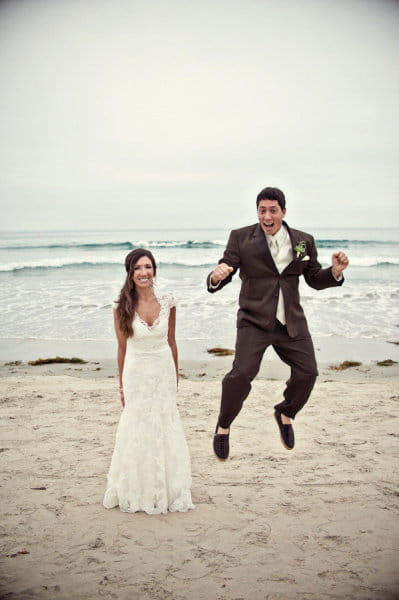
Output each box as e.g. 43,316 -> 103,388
257,199 -> 286,236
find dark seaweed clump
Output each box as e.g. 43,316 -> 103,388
376,359 -> 397,367
28,356 -> 87,366
329,360 -> 362,371
207,347 -> 235,357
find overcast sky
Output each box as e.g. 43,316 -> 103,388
0,0 -> 398,231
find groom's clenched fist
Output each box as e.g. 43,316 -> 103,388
211,262 -> 234,285
331,251 -> 349,278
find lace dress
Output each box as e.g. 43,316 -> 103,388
103,294 -> 194,514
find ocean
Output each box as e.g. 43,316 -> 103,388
0,227 -> 398,363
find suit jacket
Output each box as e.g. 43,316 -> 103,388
207,221 -> 343,338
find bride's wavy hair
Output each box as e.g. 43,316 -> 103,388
116,248 -> 157,337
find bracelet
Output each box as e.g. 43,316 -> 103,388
209,277 -> 221,290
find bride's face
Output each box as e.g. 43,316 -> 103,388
132,256 -> 154,289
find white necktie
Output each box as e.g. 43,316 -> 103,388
269,237 -> 286,325
270,236 -> 279,260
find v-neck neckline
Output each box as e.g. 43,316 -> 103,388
135,299 -> 162,329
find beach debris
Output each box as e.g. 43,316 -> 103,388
30,486 -> 47,490
28,356 -> 87,366
329,360 -> 362,370
6,549 -> 30,557
207,347 -> 235,357
89,537 -> 105,549
388,341 -> 399,345
4,360 -> 23,366
376,359 -> 398,367
42,585 -> 61,592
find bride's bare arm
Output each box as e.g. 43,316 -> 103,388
113,308 -> 127,407
167,306 -> 178,384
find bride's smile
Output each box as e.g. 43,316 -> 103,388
132,256 -> 154,288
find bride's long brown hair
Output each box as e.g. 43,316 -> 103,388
116,248 -> 157,337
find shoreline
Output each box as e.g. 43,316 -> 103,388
0,335 -> 398,366
2,354 -> 399,384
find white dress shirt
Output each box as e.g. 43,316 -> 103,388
265,225 -> 293,325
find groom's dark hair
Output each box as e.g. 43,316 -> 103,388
256,187 -> 286,210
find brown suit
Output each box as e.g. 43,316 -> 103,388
207,221 -> 343,427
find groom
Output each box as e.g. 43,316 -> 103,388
207,186 -> 349,459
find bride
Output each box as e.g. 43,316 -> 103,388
103,248 -> 194,514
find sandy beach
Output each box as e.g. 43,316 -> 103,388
1,355 -> 398,600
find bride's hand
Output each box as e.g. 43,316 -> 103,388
119,388 -> 125,407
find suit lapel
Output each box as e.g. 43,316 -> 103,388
253,223 -> 279,273
285,223 -> 306,261
283,222 -> 306,273
286,223 -> 298,259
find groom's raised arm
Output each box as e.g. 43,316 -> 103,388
207,230 -> 240,293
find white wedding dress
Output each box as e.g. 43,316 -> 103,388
103,294 -> 194,514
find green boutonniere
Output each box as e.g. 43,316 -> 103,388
294,240 -> 306,258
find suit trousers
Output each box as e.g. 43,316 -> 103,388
218,320 -> 318,428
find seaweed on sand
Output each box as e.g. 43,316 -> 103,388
207,347 -> 235,357
329,360 -> 362,371
28,356 -> 87,366
376,359 -> 398,367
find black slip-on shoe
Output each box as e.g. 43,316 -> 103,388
213,424 -> 230,460
274,411 -> 295,450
